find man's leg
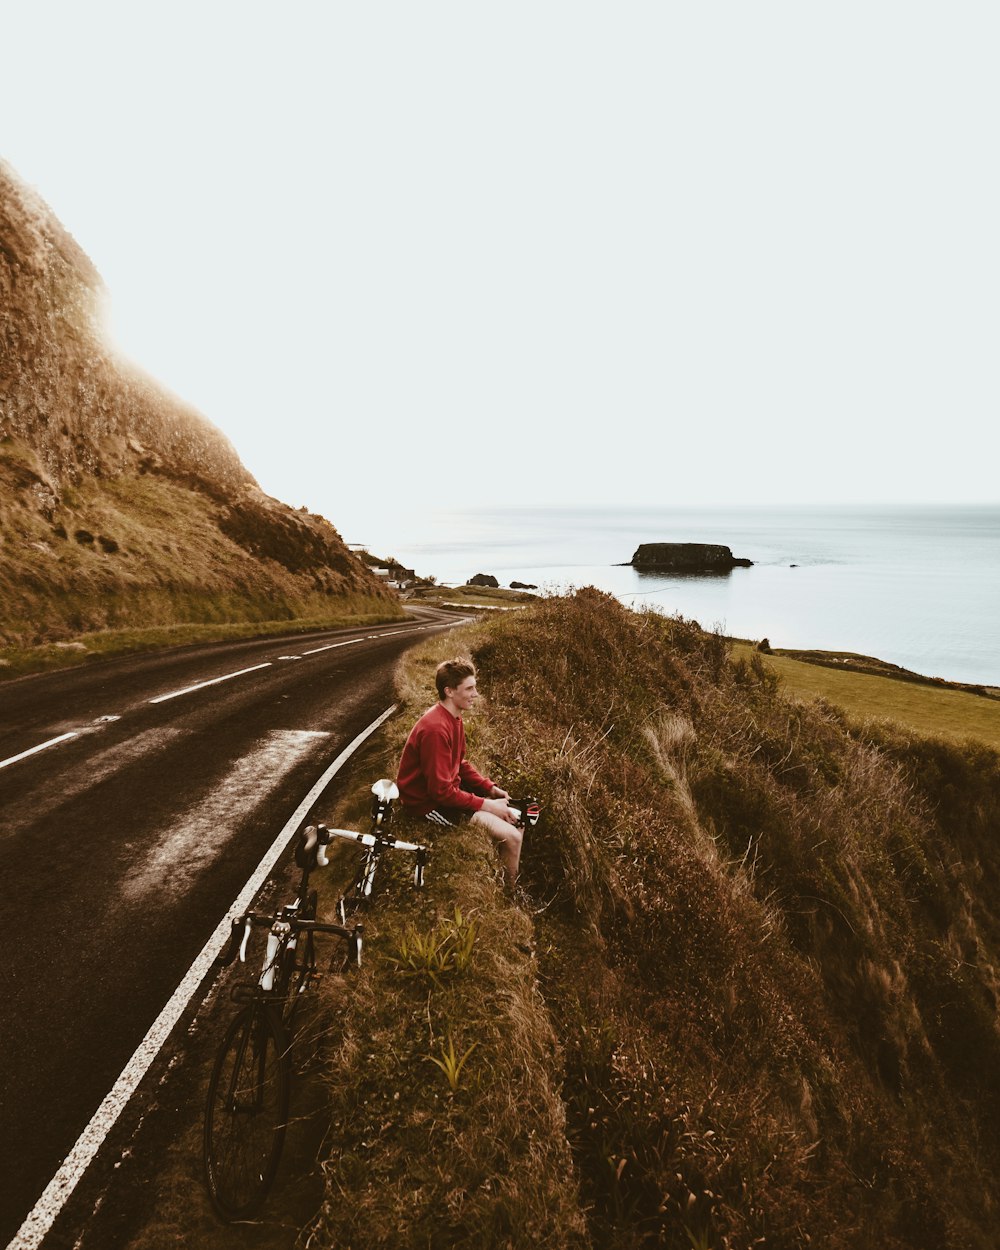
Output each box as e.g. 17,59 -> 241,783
470,809 -> 523,890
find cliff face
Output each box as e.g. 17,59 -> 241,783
0,161 -> 252,491
0,160 -> 395,648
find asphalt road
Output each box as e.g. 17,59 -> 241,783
0,607 -> 463,1248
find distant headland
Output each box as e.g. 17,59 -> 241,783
627,542 -> 754,572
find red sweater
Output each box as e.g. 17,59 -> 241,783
396,702 -> 494,816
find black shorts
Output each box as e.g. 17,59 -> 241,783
424,807 -> 466,827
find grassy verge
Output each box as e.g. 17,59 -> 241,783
0,445 -> 400,661
407,584 -> 539,609
299,648 -> 587,1250
730,641 -> 1000,750
0,604 -> 405,682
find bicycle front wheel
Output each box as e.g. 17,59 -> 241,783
203,1004 -> 290,1220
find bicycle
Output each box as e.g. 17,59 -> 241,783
326,783 -> 540,923
331,783 -> 540,917
203,822 -> 363,1221
316,778 -> 430,923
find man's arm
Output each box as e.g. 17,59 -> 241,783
459,762 -> 513,815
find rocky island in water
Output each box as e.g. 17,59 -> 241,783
628,542 -> 753,572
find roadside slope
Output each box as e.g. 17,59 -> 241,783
303,590 -> 1000,1249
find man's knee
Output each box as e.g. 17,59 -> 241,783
471,810 -> 521,845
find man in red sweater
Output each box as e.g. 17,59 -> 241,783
396,657 -> 522,889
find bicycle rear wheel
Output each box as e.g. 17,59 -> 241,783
203,1004 -> 290,1220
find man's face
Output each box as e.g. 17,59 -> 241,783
447,675 -> 478,711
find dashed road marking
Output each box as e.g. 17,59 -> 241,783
0,732 -> 80,772
301,638 -> 364,656
148,663 -> 273,705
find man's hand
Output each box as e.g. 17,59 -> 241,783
482,796 -> 518,824
489,785 -> 510,800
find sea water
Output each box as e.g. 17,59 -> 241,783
355,505 -> 1000,687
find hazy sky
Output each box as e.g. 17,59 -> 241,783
3,2 -> 997,538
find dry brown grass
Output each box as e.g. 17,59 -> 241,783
0,440 -> 402,665
440,590 -> 1000,1248
300,723 -> 588,1250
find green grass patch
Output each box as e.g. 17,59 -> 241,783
409,584 -> 539,610
731,641 -> 1000,750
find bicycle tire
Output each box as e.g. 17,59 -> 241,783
203,1004 -> 291,1221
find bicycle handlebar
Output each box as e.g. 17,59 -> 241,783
317,823 -> 426,855
506,796 -> 541,828
215,910 -> 360,968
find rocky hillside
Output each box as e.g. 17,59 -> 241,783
0,159 -> 396,651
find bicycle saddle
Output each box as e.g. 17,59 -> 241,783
370,778 -> 400,803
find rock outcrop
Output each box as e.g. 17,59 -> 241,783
0,160 -> 395,647
629,542 -> 753,572
467,573 -> 500,588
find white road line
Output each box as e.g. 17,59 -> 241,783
148,663 -> 272,705
299,619 -> 460,658
301,638 -> 364,656
7,703 -> 398,1250
0,732 -> 80,771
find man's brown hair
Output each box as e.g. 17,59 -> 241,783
435,657 -> 475,700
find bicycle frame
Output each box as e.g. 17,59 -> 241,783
317,779 -> 429,922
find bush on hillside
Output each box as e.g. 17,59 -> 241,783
465,590 -> 1000,1248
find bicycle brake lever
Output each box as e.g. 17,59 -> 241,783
317,825 -> 330,868
239,917 -> 252,963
